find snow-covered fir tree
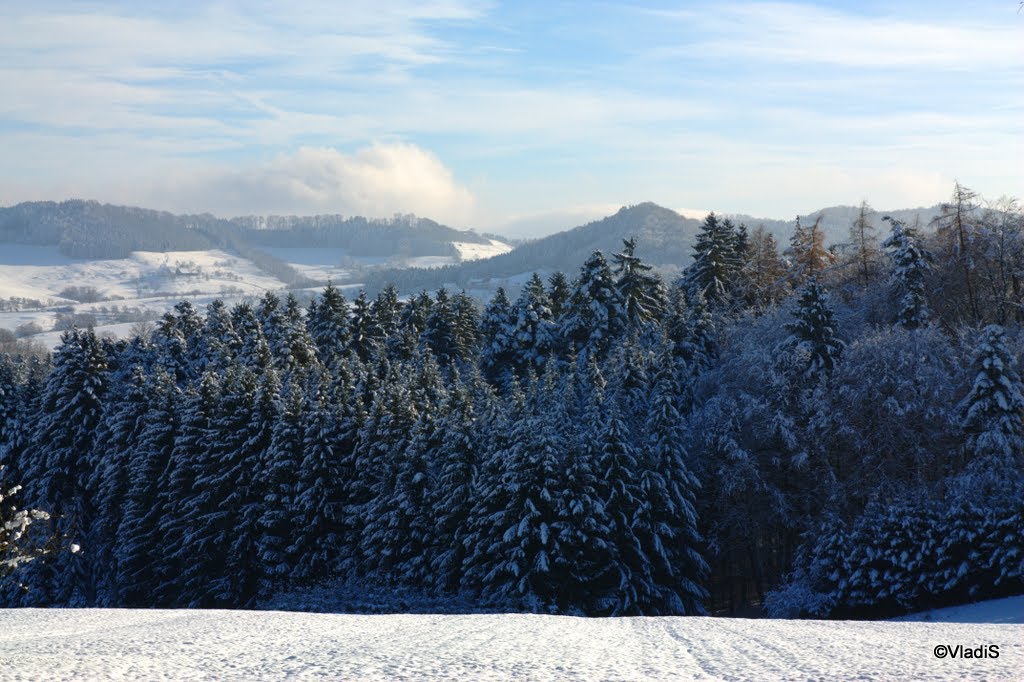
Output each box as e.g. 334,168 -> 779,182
613,237 -> 667,326
954,324 -> 1024,499
560,251 -> 625,363
115,368 -> 178,606
684,212 -> 741,306
784,279 -> 843,381
882,216 -> 931,329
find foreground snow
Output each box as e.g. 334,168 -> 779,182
0,605 -> 1020,681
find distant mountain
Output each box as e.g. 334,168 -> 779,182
365,202 -> 702,294
232,213 -> 491,258
0,200 -> 506,286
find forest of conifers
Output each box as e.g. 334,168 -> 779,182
1,184 -> 1022,617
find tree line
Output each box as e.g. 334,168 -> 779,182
1,183 -> 1022,616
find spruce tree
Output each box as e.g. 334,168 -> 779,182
956,325 -> 1024,492
561,252 -> 625,362
157,371 -> 220,606
614,237 -> 667,327
292,371 -> 347,584
477,396 -> 567,612
88,365 -> 149,606
429,373 -> 480,592
785,279 -> 844,381
638,368 -> 708,614
684,212 -> 741,306
258,378 -> 305,588
116,368 -> 178,606
308,283 -> 351,365
882,216 -> 931,329
511,274 -> 556,376
592,394 -> 650,615
547,271 -> 571,319
349,290 -> 383,362
20,329 -> 108,605
480,287 -> 516,385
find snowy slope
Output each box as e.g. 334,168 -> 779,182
0,607 -> 1019,681
895,595 -> 1024,624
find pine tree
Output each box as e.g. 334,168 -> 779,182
371,409 -> 436,586
552,370 -> 615,614
195,299 -> 240,373
666,288 -> 717,377
257,292 -> 287,363
232,302 -> 273,371
221,366 -> 281,605
785,279 -> 844,381
373,285 -> 403,340
355,369 -> 419,576
452,290 -> 481,367
882,217 -> 931,329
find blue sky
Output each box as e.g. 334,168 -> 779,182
1,1 -> 1021,237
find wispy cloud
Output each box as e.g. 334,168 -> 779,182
0,1 -> 1021,231
647,2 -> 1022,69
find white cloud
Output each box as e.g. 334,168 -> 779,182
150,143 -> 475,224
650,2 -> 1023,69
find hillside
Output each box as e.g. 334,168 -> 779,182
0,600 -> 1019,680
0,200 -> 503,264
366,202 -> 702,293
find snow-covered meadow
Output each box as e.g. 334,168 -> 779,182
0,239 -> 512,347
0,598 -> 1020,681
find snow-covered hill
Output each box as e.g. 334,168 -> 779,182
0,599 -> 1020,680
0,238 -> 511,347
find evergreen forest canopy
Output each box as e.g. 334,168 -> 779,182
1,183 -> 1022,617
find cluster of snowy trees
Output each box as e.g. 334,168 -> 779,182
1,184 -> 1022,616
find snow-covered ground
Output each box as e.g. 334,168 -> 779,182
0,239 -> 512,347
0,599 -> 1020,680
453,238 -> 513,261
894,595 -> 1024,624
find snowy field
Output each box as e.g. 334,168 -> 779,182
0,599 -> 1020,681
0,240 -> 513,347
